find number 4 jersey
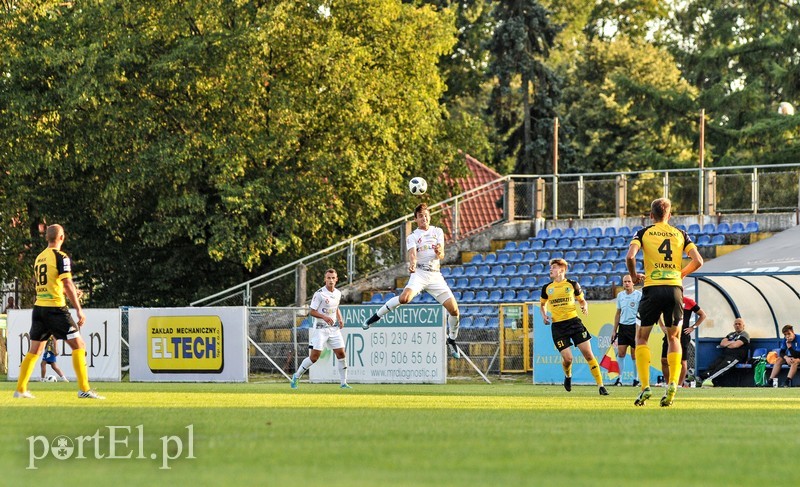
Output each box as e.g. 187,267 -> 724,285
630,222 -> 697,288
34,248 -> 73,307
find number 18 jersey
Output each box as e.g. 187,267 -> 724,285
630,222 -> 696,288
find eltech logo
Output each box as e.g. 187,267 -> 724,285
26,424 -> 195,470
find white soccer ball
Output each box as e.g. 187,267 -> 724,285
45,375 -> 58,382
778,102 -> 795,116
409,177 -> 428,195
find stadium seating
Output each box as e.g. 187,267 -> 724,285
701,223 -> 716,235
576,227 -> 590,238
549,228 -> 563,239
461,291 -> 476,302
518,240 -> 532,252
745,221 -> 759,233
716,222 -> 731,234
562,228 -> 576,239
464,266 -> 477,277
503,241 -> 517,252
484,253 -> 497,265
496,253 -> 510,264
711,234 -> 725,245
730,222 -> 746,233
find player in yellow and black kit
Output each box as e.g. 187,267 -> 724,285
540,258 -> 609,395
13,224 -> 104,399
626,198 -> 703,407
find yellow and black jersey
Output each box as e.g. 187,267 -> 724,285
630,222 -> 696,288
540,279 -> 583,323
34,247 -> 73,307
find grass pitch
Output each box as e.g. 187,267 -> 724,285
1,378 -> 796,486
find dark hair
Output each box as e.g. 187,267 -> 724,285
782,324 -> 794,334
414,203 -> 429,218
650,198 -> 671,221
325,268 -> 337,275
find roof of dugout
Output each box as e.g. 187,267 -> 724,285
690,225 -> 800,339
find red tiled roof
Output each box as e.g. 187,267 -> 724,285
439,154 -> 504,241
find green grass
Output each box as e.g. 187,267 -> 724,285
1,379 -> 797,486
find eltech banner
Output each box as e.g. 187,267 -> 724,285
130,307 -> 247,382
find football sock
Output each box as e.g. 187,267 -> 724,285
16,353 -> 40,393
631,356 -> 638,381
296,357 -> 314,378
562,362 -> 572,378
587,357 -> 603,386
667,352 -> 682,385
618,355 -> 626,379
337,358 -> 348,385
73,349 -> 91,393
375,296 -> 401,320
635,346 -> 651,389
447,314 -> 460,340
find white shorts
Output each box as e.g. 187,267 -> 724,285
405,269 -> 455,305
310,326 -> 345,351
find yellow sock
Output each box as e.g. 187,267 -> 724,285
562,362 -> 572,378
587,357 -> 603,386
16,353 -> 41,393
73,349 -> 91,392
635,346 -> 651,390
667,352 -> 682,385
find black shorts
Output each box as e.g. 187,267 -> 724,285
551,317 -> 592,352
30,306 -> 79,342
638,286 -> 683,328
661,325 -> 691,358
617,323 -> 637,347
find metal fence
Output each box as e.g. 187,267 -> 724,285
193,164 -> 800,307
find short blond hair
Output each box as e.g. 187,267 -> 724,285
549,258 -> 568,270
651,198 -> 671,221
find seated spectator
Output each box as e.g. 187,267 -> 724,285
769,324 -> 800,388
2,296 -> 16,314
698,318 -> 750,387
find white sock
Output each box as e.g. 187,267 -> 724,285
377,296 -> 401,318
337,358 -> 347,385
448,314 -> 460,340
295,357 -> 314,378
631,357 -> 638,381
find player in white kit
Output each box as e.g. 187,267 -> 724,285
362,203 -> 462,359
290,269 -> 351,389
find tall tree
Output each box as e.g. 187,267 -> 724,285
487,0 -> 566,175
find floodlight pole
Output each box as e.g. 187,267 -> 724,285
553,117 -> 559,220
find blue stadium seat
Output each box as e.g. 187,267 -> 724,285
480,305 -> 497,316
460,317 -> 475,329
523,251 -> 537,263
509,252 -> 523,264
631,225 -> 643,234
590,250 -> 605,261
696,235 -> 712,247
571,238 -> 585,249
576,250 -> 591,262
502,265 -> 517,276
461,291 -> 476,303
455,278 -> 469,289
731,222 -> 746,233
598,237 -> 612,248
516,290 -> 531,302
557,238 -> 572,249
716,222 -> 731,234
484,253 -> 497,265
605,250 -> 619,260
535,228 -> 549,239
586,262 -> 600,274
530,240 -> 544,250
488,290 -> 503,303
516,264 -> 531,275
531,263 -> 545,274
599,262 -> 613,274
617,226 -> 631,237
299,317 -> 313,328
451,267 -> 464,278
509,277 -> 524,289
608,275 -> 622,286
571,262 -> 586,274
468,277 -> 482,288
384,292 -> 396,300
476,265 -> 491,276
702,223 -> 716,235
452,291 -> 462,301
612,236 -> 627,249
579,276 -> 593,288
523,277 -> 537,288
496,253 -> 510,265
544,239 -> 558,250
462,306 -> 478,316
475,290 -> 489,302
565,250 -> 578,261
441,267 -> 452,278
369,293 -> 384,304
549,228 -> 563,239
483,277 -> 497,289
486,318 -> 500,329
419,293 -> 435,303
495,277 -> 510,289
604,227 -> 617,237
675,224 -> 687,232
501,290 -> 516,302
503,241 -> 518,252
563,228 -> 576,239
613,261 -> 628,273
687,223 -> 701,235
745,221 -> 759,233
536,276 -> 550,287
472,317 -> 488,329
464,266 -> 477,277
536,251 -> 551,263
584,237 -> 598,249
467,254 -> 483,266
576,227 -> 590,238
593,275 -> 608,287
518,241 -> 532,252
550,251 -> 564,260
590,227 -> 603,238
711,234 -> 725,245
490,265 -> 504,276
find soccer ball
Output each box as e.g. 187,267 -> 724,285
778,102 -> 795,116
45,375 -> 58,382
409,177 -> 427,195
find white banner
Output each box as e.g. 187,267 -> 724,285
310,304 -> 446,384
129,307 -> 248,382
7,308 -> 122,381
